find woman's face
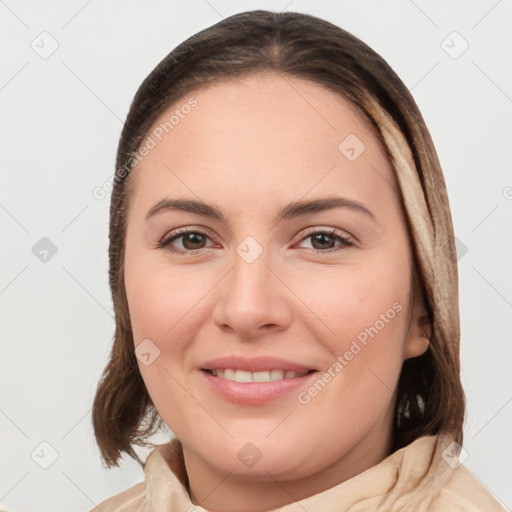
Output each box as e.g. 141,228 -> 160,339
123,73 -> 429,484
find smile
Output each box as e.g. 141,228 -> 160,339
202,368 -> 317,405
208,369 -> 311,382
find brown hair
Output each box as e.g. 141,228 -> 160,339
92,9 -> 465,468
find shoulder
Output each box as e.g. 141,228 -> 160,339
89,481 -> 146,512
433,463 -> 507,511
88,439 -> 191,512
394,435 -> 506,511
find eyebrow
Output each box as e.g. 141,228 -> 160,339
146,196 -> 377,224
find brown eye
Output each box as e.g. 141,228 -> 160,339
159,228 -> 214,254
298,229 -> 354,253
311,233 -> 337,250
181,232 -> 207,250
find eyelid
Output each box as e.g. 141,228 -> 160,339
297,226 -> 354,243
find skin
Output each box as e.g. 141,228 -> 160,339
123,72 -> 431,512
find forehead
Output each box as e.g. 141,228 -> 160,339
127,73 -> 400,218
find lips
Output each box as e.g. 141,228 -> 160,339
202,355 -> 314,373
201,355 -> 317,405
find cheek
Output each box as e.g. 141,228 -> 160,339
124,259 -> 207,425
296,259 -> 407,330
291,258 -> 409,381
124,257 -> 208,345
290,267 -> 408,443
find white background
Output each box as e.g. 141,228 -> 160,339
1,1 -> 511,511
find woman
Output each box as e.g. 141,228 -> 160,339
90,10 -> 505,512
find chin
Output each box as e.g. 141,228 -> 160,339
190,431 -> 318,479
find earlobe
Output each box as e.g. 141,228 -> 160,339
404,318 -> 431,360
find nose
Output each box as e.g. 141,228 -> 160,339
211,248 -> 292,341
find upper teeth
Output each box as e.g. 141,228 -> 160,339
211,369 -> 308,382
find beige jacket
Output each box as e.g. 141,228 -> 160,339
91,435 -> 506,511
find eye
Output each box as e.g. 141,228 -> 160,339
297,228 -> 354,253
157,228 -> 216,254
157,227 -> 355,255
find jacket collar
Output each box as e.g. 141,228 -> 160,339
140,433 -> 460,511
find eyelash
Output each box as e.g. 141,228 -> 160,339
157,227 -> 355,255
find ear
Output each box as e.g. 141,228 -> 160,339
404,295 -> 431,360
